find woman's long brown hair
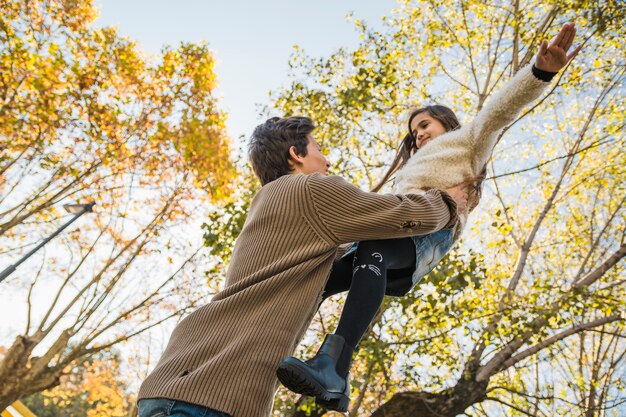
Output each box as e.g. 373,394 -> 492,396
371,105 -> 461,192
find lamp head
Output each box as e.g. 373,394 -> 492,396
63,202 -> 96,214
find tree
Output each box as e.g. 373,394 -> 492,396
472,325 -> 626,416
267,1 -> 625,415
0,0 -> 234,409
21,349 -> 134,417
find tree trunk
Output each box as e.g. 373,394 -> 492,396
0,335 -> 62,411
0,371 -> 59,411
370,377 -> 488,417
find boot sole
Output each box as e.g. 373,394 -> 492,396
276,360 -> 349,412
316,396 -> 350,412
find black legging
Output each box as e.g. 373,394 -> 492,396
321,238 -> 416,354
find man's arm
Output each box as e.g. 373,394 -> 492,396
305,173 -> 460,245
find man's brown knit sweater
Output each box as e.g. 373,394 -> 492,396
138,172 -> 458,417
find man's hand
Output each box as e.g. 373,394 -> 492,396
535,22 -> 583,73
445,183 -> 469,214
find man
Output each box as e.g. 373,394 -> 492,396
138,116 -> 468,417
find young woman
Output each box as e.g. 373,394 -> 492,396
277,23 -> 582,411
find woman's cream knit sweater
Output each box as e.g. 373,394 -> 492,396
394,64 -> 551,228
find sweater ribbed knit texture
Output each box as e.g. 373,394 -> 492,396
138,173 -> 458,417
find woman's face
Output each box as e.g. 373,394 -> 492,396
410,112 -> 447,148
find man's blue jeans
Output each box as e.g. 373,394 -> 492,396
138,398 -> 231,417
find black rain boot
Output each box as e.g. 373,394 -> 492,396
277,334 -> 353,412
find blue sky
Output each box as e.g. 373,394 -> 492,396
94,0 -> 396,145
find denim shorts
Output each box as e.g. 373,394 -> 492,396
138,398 -> 231,417
342,228 -> 454,289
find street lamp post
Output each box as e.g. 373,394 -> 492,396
0,201 -> 96,284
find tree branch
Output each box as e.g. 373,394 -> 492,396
573,244 -> 626,288
573,194 -> 626,282
498,315 -> 622,372
490,134 -> 619,180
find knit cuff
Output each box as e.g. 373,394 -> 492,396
532,64 -> 557,82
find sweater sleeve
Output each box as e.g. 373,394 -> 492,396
304,173 -> 458,245
465,64 -> 551,167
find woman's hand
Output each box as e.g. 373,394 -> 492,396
535,22 -> 583,73
444,183 -> 469,214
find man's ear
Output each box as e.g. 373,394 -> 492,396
288,145 -> 303,168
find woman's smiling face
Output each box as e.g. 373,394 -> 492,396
410,112 -> 447,148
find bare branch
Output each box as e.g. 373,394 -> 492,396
573,244 -> 626,288
485,396 -> 538,417
498,315 -> 622,372
518,6 -> 559,68
25,246 -> 47,335
511,0 -> 520,72
573,195 -> 626,282
490,135 -> 619,180
38,198 -> 171,336
459,0 -> 481,95
348,360 -> 376,417
489,162 -> 522,248
38,224 -> 109,331
479,10 -> 511,110
78,243 -> 203,348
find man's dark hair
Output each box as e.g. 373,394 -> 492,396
248,116 -> 315,185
